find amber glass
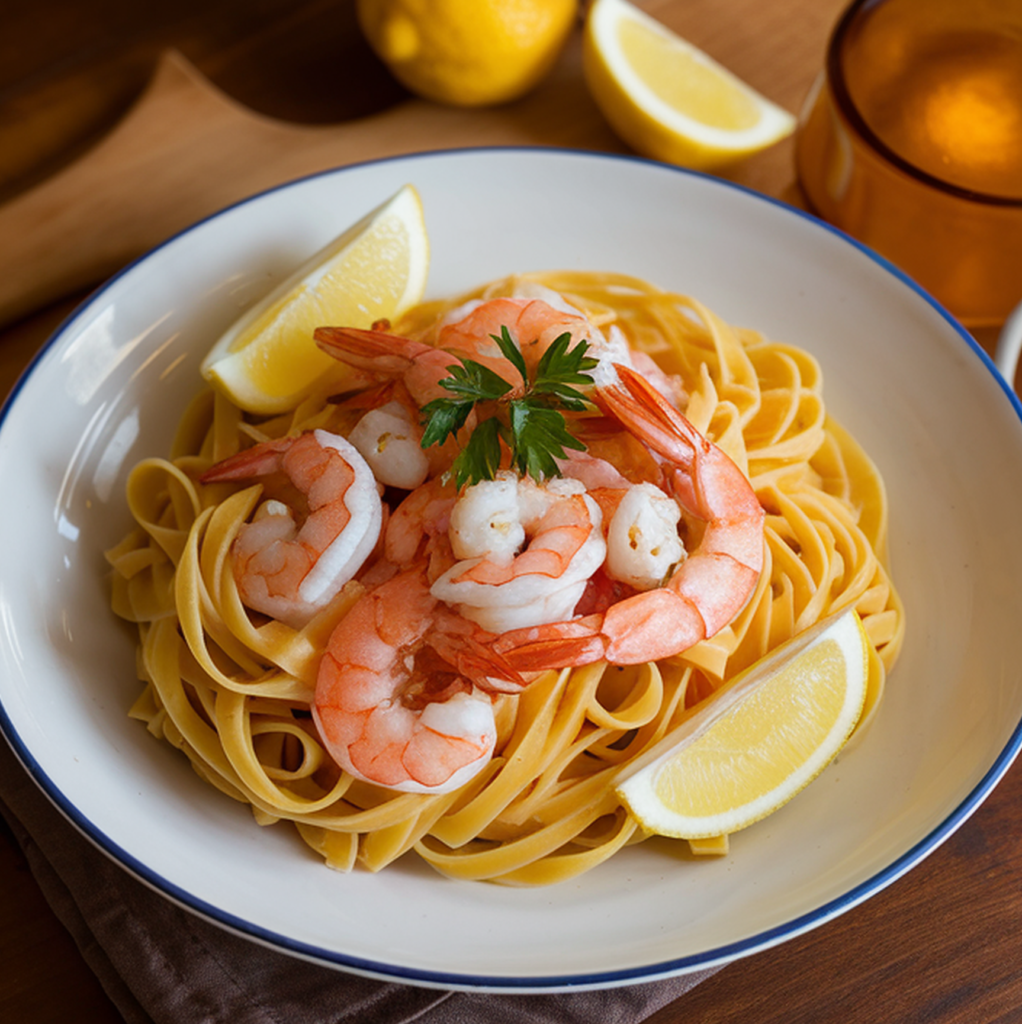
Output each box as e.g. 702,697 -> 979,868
795,0 -> 1022,328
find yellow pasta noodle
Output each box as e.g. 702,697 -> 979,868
106,271 -> 904,885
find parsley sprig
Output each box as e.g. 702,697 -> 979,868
420,326 -> 598,488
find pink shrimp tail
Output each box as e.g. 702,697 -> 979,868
200,437 -> 293,482
493,615 -> 610,673
427,627 -> 527,693
427,599 -> 527,690
313,325 -> 425,375
594,365 -> 703,472
328,380 -> 398,410
314,324 -> 463,410
598,365 -> 764,555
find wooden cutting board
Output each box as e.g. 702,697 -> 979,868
0,46 -> 620,327
0,2 -> 830,328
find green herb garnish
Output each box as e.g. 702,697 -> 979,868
420,326 -> 598,487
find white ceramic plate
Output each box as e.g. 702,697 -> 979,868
2,148 -> 1022,992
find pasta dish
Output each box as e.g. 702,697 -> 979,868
106,269 -> 903,886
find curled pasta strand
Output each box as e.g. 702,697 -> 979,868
483,811 -> 639,886
416,773 -> 623,883
586,662 -> 664,731
216,689 -> 354,814
428,669 -> 577,847
176,506 -> 312,700
125,458 -> 203,565
144,617 -> 248,796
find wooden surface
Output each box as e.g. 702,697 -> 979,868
1,1 -> 1019,1021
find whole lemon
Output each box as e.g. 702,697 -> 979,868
357,0 -> 578,107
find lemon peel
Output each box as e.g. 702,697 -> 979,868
201,184 -> 429,416
357,0 -> 576,107
616,609 -> 870,840
583,0 -> 796,170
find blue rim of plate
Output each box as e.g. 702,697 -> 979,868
2,146 -> 1022,991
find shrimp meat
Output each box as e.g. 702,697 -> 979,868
200,429 -> 383,629
430,472 -> 607,632
312,567 -> 509,794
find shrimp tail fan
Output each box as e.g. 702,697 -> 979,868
494,615 -> 609,674
427,630 -> 528,693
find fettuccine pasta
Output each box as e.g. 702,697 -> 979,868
106,271 -> 903,885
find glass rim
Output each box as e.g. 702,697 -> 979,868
826,0 -> 1022,208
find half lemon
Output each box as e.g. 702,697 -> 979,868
616,608 -> 870,839
201,184 -> 429,415
583,0 -> 796,170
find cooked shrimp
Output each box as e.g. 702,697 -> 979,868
508,281 -> 684,401
200,430 -> 383,629
383,475 -> 458,571
553,449 -> 684,589
555,448 -> 635,491
347,399 -> 430,490
314,323 -> 472,411
316,295 -> 610,401
313,298 -> 553,411
435,295 -> 596,379
315,294 -> 681,487
437,290 -> 686,401
429,472 -> 607,632
494,365 -> 765,669
313,314 -> 509,480
604,481 -> 686,591
312,567 -> 503,794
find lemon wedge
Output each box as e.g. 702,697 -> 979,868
201,184 -> 429,415
616,608 -> 870,839
583,0 -> 796,170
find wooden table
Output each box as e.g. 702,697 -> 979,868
1,2 -> 1019,1021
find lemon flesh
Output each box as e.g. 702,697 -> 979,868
583,0 -> 796,170
616,609 -> 870,839
201,184 -> 429,415
357,0 -> 576,108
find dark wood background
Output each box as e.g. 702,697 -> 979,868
1,2 -> 1020,1021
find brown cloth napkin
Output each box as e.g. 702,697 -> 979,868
0,737 -> 721,1024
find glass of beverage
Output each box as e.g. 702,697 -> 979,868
795,0 -> 1022,328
